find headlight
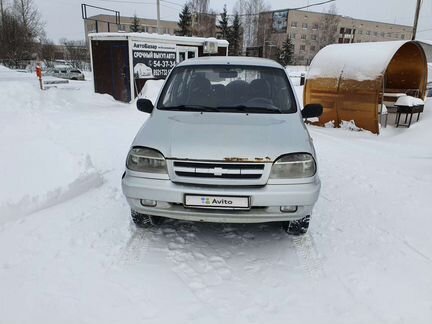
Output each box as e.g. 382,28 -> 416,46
126,147 -> 167,173
270,153 -> 316,179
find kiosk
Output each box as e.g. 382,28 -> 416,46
88,32 -> 229,102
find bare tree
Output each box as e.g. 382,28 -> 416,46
188,0 -> 209,14
1,0 -> 5,28
256,11 -> 272,54
188,0 -> 215,37
235,0 -> 270,50
192,11 -> 216,37
41,38 -> 57,63
13,0 -> 44,39
318,4 -> 340,49
0,0 -> 46,67
0,8 -> 28,66
62,39 -> 89,69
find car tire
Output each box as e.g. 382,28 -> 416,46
149,215 -> 165,226
131,210 -> 164,227
282,215 -> 310,235
131,209 -> 152,228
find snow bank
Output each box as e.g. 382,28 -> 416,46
285,65 -> 307,76
0,68 -> 144,224
339,120 -> 363,131
0,154 -> 103,224
287,66 -> 307,86
0,79 -> 105,222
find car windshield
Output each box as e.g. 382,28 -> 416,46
157,65 -> 297,114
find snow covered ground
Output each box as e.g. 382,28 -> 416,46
1,66 -> 432,323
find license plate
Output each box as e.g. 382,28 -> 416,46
184,194 -> 250,209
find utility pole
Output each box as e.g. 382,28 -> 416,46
412,0 -> 422,40
156,0 -> 160,34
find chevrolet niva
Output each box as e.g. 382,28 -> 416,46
122,57 -> 322,235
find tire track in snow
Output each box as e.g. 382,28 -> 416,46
291,233 -> 326,281
160,222 -> 234,295
154,221 -> 238,319
119,225 -> 152,263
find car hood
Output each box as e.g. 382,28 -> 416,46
132,111 -> 314,162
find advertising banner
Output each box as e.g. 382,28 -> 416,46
131,41 -> 177,79
272,10 -> 288,33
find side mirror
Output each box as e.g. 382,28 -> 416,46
301,103 -> 323,119
136,98 -> 154,113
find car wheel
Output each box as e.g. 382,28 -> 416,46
131,210 -> 164,227
149,215 -> 165,226
282,215 -> 310,235
131,209 -> 151,228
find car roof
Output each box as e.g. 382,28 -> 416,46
177,56 -> 284,69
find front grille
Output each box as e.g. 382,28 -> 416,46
173,161 -> 265,180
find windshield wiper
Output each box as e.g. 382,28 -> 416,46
219,105 -> 282,113
161,105 -> 220,112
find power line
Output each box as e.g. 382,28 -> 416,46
160,3 -> 179,11
292,0 -> 336,11
89,0 -> 154,5
160,0 -> 183,8
222,0 -> 337,17
417,27 -> 432,33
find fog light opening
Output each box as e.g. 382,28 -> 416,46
280,205 -> 298,213
140,199 -> 157,207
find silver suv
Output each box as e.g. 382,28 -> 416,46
45,66 -> 85,81
122,57 -> 322,234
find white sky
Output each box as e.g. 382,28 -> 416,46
27,0 -> 432,43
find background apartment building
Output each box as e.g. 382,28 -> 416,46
256,9 -> 413,65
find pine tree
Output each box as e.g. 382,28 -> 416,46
177,4 -> 192,36
278,36 -> 294,66
228,12 -> 242,56
217,4 -> 229,40
130,14 -> 140,32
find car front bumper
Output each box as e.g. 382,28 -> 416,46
122,175 -> 321,223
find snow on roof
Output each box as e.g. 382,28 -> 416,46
178,56 -> 283,68
428,63 -> 432,82
88,32 -> 229,46
307,41 -> 410,81
417,39 -> 432,46
53,64 -> 73,69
